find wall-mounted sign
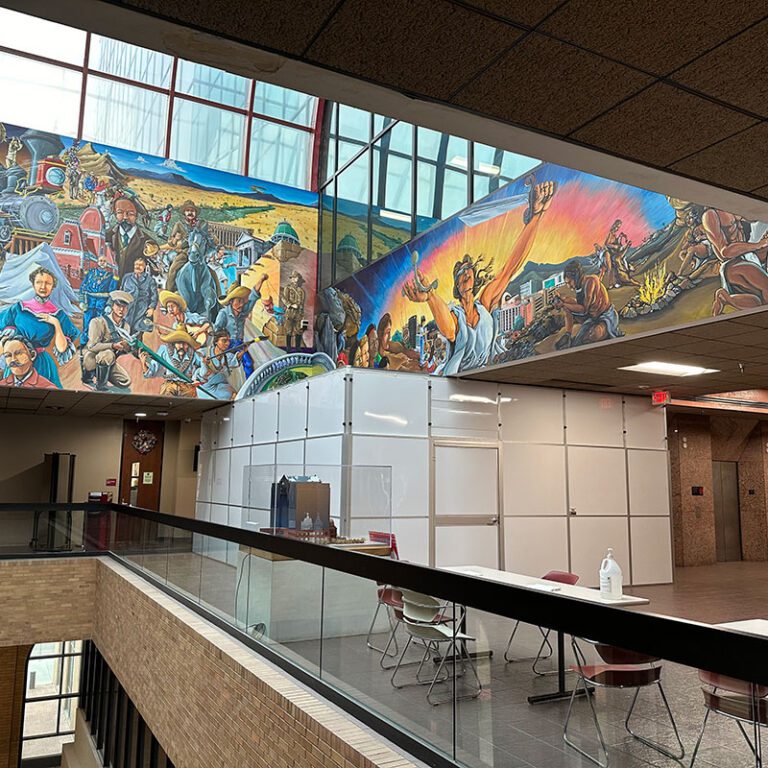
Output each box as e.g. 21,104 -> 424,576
143,472 -> 154,485
131,462 -> 140,478
651,390 -> 671,406
106,478 -> 117,487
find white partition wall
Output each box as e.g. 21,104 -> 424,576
196,369 -> 672,585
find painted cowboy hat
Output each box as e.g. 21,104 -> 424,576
289,270 -> 305,285
180,199 -> 199,214
159,328 -> 201,349
219,284 -> 251,305
143,241 -> 160,257
109,290 -> 134,305
159,290 -> 187,312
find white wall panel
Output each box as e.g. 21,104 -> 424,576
305,436 -> 344,521
389,518 -> 429,565
351,436 -> 428,518
307,370 -> 346,438
624,397 -> 667,449
213,405 -> 234,448
276,439 -> 305,467
570,517 -> 630,588
243,443 -> 277,513
197,449 -> 213,503
195,501 -> 210,522
207,502 -> 229,562
211,449 -> 230,505
504,517 -> 569,577
499,384 -> 564,444
278,383 -> 308,441
435,526 -> 498,568
350,369 -> 428,437
200,410 -> 216,451
568,447 -> 627,516
253,391 -> 279,444
231,399 -> 255,447
566,392 -> 624,447
502,443 -> 566,516
631,517 -> 673,585
628,449 -> 670,516
228,446 -> 250,508
430,379 -> 499,439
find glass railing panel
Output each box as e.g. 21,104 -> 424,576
319,567 -> 457,762
198,534 -> 239,624
239,545 -> 322,675
142,521 -> 169,584
166,524 -> 201,604
111,511 -> 145,568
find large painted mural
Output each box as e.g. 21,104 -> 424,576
0,121 -> 331,399
319,163 -> 768,374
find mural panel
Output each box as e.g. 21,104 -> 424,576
0,121 -> 328,399
320,162 -> 768,374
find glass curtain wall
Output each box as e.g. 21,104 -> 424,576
0,8 -> 320,189
319,106 -> 538,287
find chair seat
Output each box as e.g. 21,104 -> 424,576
574,664 -> 661,687
703,689 -> 768,725
403,619 -> 474,643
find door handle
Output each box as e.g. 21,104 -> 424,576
487,517 -> 499,525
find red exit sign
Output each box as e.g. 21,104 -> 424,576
651,390 -> 671,406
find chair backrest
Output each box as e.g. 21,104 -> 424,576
542,570 -> 579,585
699,669 -> 768,699
400,589 -> 443,624
369,530 -> 399,559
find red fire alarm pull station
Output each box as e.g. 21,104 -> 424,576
651,390 -> 671,406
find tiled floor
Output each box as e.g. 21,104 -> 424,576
148,549 -> 767,768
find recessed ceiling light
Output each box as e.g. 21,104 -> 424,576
619,362 -> 719,377
134,411 -> 147,417
156,411 -> 169,416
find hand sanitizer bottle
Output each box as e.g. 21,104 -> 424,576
599,548 -> 623,599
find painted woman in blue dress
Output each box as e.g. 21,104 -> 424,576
0,267 -> 80,388
403,181 -> 557,375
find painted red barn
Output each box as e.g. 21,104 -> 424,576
50,207 -> 111,288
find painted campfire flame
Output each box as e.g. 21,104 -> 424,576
637,263 -> 667,305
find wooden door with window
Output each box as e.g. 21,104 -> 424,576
119,420 -> 165,510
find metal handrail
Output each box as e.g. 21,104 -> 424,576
0,501 -> 765,686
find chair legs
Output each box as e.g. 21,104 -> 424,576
564,673 -> 609,768
366,601 -> 399,658
624,682 -> 684,761
565,679 -> 684,767
504,622 -> 555,673
391,634 -> 482,705
690,701 -> 763,768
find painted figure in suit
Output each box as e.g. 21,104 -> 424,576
106,197 -> 154,279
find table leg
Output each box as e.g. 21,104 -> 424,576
527,631 -> 592,705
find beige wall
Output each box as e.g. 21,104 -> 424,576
159,420 -> 200,518
0,414 -> 123,503
0,413 -> 200,515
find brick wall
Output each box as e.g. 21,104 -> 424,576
0,558 -> 97,647
0,645 -> 32,768
0,557 -> 420,768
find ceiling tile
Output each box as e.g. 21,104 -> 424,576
678,321 -> 755,339
452,34 -> 652,135
305,0 -> 523,100
118,0 -> 339,56
540,0 -> 768,75
571,83 -> 758,166
670,122 -> 768,191
672,19 -> 768,118
457,0 -> 565,27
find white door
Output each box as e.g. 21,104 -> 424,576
432,442 -> 501,569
